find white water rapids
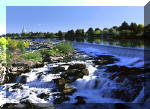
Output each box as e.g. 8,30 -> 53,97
0,42 -> 148,106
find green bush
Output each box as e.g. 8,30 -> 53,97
49,48 -> 61,57
40,49 -> 51,56
55,42 -> 74,54
120,30 -> 132,37
21,51 -> 42,62
7,38 -> 29,52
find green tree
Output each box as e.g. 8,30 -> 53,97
129,22 -> 138,34
87,28 -> 94,37
119,21 -> 129,30
137,24 -> 144,33
94,28 -> 101,37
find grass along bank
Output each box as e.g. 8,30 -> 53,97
0,37 -> 74,84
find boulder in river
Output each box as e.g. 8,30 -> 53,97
93,55 -> 119,66
38,93 -> 49,100
62,84 -> 77,95
106,65 -> 145,75
53,95 -> 70,104
11,83 -> 23,89
50,66 -> 66,74
19,75 -> 28,83
75,96 -> 86,105
53,78 -> 66,91
60,64 -> 89,83
111,87 -> 142,102
68,64 -> 86,70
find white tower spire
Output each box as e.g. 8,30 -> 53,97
22,26 -> 26,34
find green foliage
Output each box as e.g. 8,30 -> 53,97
5,21 -> 145,40
7,38 -> 18,51
95,29 -> 101,35
119,21 -> 129,30
17,41 -> 25,53
0,52 -> 6,64
47,38 -> 51,43
0,37 -> 7,64
7,38 -> 29,53
58,31 -> 63,37
120,30 -> 132,37
21,51 -> 42,62
94,39 -> 101,44
6,50 -> 14,63
0,37 -> 7,51
55,42 -> 74,54
40,42 -> 74,57
40,49 -> 51,56
109,28 -> 120,37
49,48 -> 61,57
87,28 -> 94,36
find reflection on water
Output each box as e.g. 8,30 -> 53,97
93,39 -> 145,48
79,38 -> 146,49
22,37 -> 149,49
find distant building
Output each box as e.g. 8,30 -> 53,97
22,26 -> 26,34
19,26 -> 27,37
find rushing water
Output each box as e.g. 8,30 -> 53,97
0,40 -> 149,107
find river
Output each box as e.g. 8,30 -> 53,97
0,39 -> 149,108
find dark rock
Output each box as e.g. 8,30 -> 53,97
62,84 -> 77,95
94,55 -> 119,65
53,78 -> 66,86
32,62 -> 44,68
106,65 -> 120,73
5,73 -> 16,83
11,83 -> 22,89
1,103 -> 16,109
111,88 -> 142,102
115,103 -> 130,109
19,75 -> 28,83
51,66 -> 66,74
53,78 -> 66,91
37,72 -> 43,80
53,95 -> 70,104
67,69 -> 80,76
106,65 -> 145,75
17,66 -> 31,74
38,93 -> 49,99
82,69 -> 89,75
114,76 -> 125,83
51,88 -> 57,92
68,64 -> 86,70
60,64 -> 89,84
12,62 -> 28,67
75,96 -> 86,105
20,100 -> 34,108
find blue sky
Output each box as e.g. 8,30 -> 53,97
0,0 -> 148,34
6,6 -> 144,33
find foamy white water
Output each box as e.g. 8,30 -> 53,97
0,42 -> 146,106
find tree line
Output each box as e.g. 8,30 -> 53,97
1,21 -> 150,40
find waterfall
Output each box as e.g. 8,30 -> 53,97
72,42 -> 145,58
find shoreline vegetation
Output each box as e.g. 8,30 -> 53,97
1,21 -> 149,40
0,37 -> 74,85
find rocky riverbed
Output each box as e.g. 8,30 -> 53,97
0,41 -> 150,108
